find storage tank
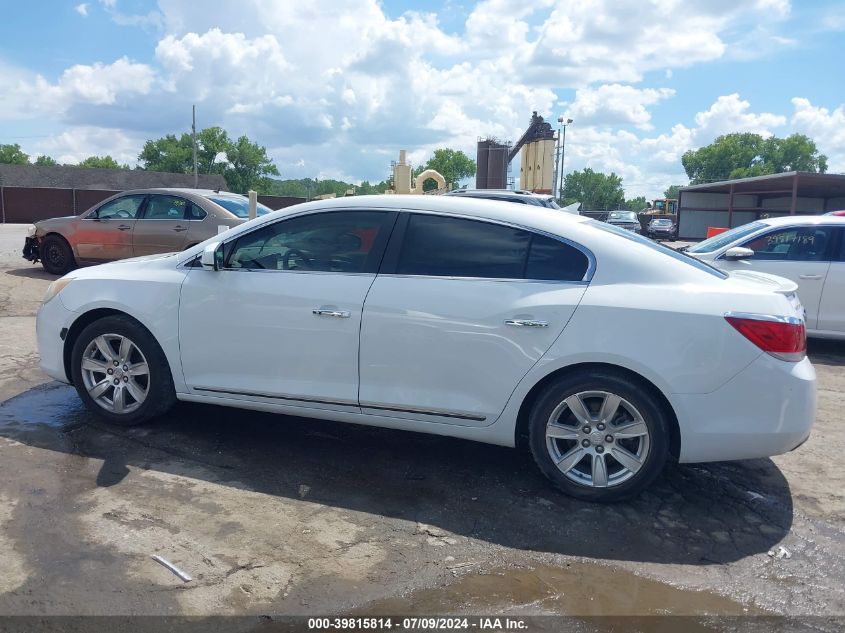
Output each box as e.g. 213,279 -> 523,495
476,138 -> 509,189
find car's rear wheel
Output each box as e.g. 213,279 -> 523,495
40,234 -> 76,275
528,370 -> 669,502
70,315 -> 176,426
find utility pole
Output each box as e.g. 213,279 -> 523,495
553,116 -> 563,201
192,104 -> 198,189
558,118 -> 572,202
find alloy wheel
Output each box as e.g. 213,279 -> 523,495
80,333 -> 150,414
545,390 -> 650,488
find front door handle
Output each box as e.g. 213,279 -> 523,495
173,225 -> 188,232
799,274 -> 822,280
313,308 -> 351,318
117,225 -> 132,231
505,319 -> 549,327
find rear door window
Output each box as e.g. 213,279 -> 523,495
396,214 -> 589,281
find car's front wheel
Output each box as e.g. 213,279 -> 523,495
40,234 -> 76,275
70,315 -> 176,426
528,370 -> 670,502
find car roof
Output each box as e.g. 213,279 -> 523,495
758,214 -> 845,226
118,188 -> 234,196
447,189 -> 554,200
222,195 -> 589,241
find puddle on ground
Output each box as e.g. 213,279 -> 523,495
361,561 -> 762,618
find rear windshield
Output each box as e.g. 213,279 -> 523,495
687,221 -> 765,254
207,195 -> 274,218
588,220 -> 728,279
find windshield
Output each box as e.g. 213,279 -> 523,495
207,195 -> 274,218
589,220 -> 727,279
608,211 -> 637,221
652,219 -> 672,226
687,221 -> 765,253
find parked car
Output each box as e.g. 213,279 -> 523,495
686,215 -> 845,339
647,217 -> 678,240
446,189 -> 560,209
606,210 -> 641,233
824,210 -> 845,217
37,196 -> 815,502
23,188 -> 276,275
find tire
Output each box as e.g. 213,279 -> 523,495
528,370 -> 670,502
70,315 -> 176,426
40,234 -> 77,275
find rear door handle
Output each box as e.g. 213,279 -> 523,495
117,225 -> 132,231
799,274 -> 822,280
313,308 -> 351,318
173,225 -> 188,232
505,319 -> 549,327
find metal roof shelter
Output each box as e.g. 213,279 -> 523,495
678,172 -> 845,239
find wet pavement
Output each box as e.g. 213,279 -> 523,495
0,375 -> 843,618
0,225 -> 843,620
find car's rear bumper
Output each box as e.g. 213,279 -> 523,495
23,236 -> 40,262
672,353 -> 816,463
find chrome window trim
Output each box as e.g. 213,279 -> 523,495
176,206 -> 598,283
377,273 -> 588,286
724,311 -> 804,325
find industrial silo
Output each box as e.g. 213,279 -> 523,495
476,138 -> 510,189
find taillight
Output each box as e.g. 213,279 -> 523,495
725,314 -> 806,362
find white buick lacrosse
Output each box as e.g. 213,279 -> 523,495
36,195 -> 815,501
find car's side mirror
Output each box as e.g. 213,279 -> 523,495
724,246 -> 754,260
201,242 -> 223,270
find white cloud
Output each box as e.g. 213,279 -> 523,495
31,126 -> 143,166
75,3 -> 89,17
8,0 -> 840,200
564,84 -> 675,130
0,57 -> 155,119
790,98 -> 845,171
692,94 -> 786,137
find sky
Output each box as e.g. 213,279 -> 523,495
0,0 -> 844,198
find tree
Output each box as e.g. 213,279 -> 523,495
138,127 -> 279,192
663,184 -> 681,199
224,135 -> 280,193
562,168 -> 625,211
34,155 -> 58,166
138,133 -> 194,174
682,133 -> 827,184
78,155 -> 127,169
624,196 -> 649,211
0,143 -> 29,165
419,148 -> 475,189
196,126 -> 231,175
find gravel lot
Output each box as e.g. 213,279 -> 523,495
0,224 -> 843,621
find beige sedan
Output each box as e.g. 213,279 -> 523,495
23,188 -> 276,275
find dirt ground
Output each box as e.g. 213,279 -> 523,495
0,224 -> 843,623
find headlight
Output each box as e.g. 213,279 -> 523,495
26,225 -> 37,238
43,278 -> 74,304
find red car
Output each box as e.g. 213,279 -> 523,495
825,210 -> 845,216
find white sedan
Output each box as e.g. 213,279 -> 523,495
36,196 -> 815,501
686,215 -> 845,339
